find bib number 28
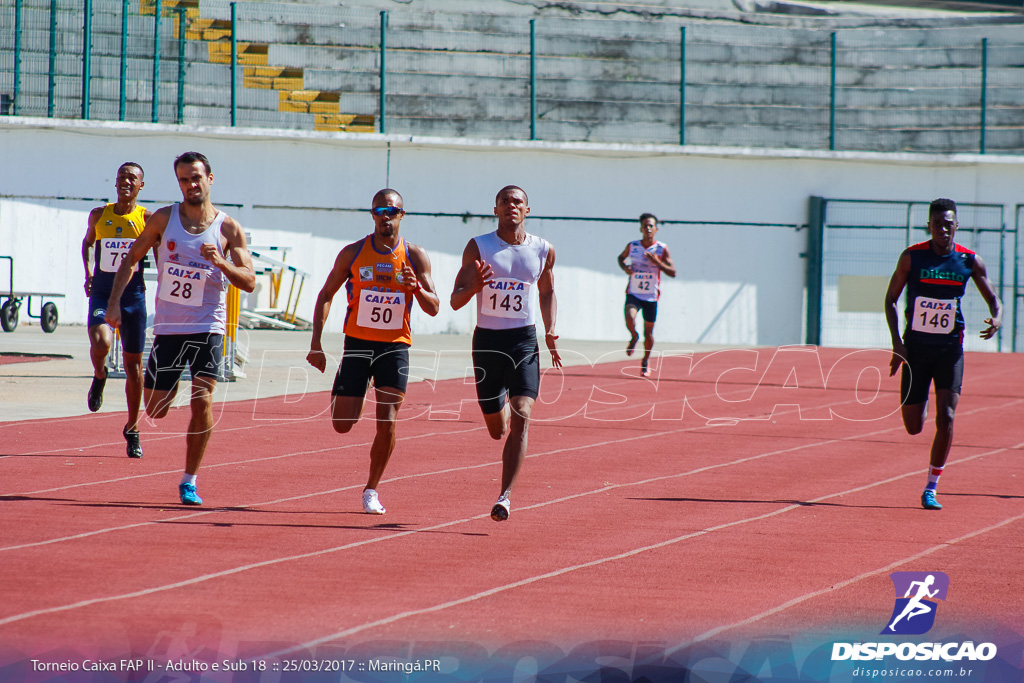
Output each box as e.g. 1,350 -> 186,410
159,263 -> 206,307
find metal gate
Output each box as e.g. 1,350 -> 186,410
807,197 -> 1013,352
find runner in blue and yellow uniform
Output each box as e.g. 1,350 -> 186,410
884,198 -> 1001,511
306,189 -> 440,515
81,162 -> 152,457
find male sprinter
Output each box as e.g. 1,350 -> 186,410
616,212 -> 676,377
82,162 -> 151,457
306,189 -> 439,515
884,198 -> 1001,510
106,152 -> 255,506
451,185 -> 561,521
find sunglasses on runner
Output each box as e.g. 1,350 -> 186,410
372,206 -> 404,217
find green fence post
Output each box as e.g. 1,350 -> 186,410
82,0 -> 93,119
680,26 -> 686,145
13,0 -> 22,115
230,2 -> 237,126
530,19 -> 536,140
806,196 -> 826,346
829,32 -> 836,151
47,0 -> 57,117
998,215 -> 1005,351
379,10 -> 387,134
1015,207 -> 1021,352
119,0 -> 128,120
152,0 -> 162,123
980,38 -> 988,155
177,7 -> 187,124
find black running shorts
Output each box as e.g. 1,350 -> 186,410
145,333 -> 224,391
332,336 -> 411,396
471,325 -> 540,415
900,342 -> 964,405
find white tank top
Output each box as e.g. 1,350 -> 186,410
474,230 -> 550,330
153,204 -> 228,335
625,239 -> 667,302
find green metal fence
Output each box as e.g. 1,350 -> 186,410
1,0 -> 1023,153
807,197 -> 1014,352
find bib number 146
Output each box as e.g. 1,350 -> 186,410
911,297 -> 956,335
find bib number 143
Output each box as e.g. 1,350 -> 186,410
482,280 -> 529,319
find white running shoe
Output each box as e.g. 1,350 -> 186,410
362,489 -> 385,515
490,494 -> 510,522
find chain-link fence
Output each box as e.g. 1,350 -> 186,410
2,0 -> 1023,153
809,198 -> 1013,352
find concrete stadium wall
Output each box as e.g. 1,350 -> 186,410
1,117 -> 1023,347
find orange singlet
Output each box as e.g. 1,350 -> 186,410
343,235 -> 415,345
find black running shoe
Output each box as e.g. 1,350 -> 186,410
87,370 -> 107,412
124,427 -> 143,459
490,495 -> 510,522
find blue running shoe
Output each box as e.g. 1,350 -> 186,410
179,483 -> 203,506
921,489 -> 942,510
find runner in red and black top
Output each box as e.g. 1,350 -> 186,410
884,198 -> 1001,511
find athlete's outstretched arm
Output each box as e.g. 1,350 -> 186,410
307,242 -> 360,373
883,250 -> 911,377
538,245 -> 562,369
105,207 -> 169,329
450,239 -> 493,311
971,254 -> 1002,340
404,244 -> 440,317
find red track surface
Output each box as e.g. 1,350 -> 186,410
2,347 -> 1022,673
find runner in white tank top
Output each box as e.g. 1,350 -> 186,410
473,229 -> 549,330
153,203 -> 229,335
105,152 -> 255,508
616,213 -> 676,377
451,185 -> 561,523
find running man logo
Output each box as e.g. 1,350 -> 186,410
881,571 -> 949,635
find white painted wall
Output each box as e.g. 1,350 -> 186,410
1,118 -> 1022,346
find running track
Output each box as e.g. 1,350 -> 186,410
1,346 -> 1022,679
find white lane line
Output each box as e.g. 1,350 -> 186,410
260,441 -> 1024,658
666,509 -> 1024,655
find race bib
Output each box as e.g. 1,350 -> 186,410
158,262 -> 207,307
99,238 -> 136,273
629,272 -> 656,296
356,290 -> 405,329
481,279 -> 530,319
911,297 -> 956,334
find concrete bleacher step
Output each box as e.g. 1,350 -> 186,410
244,66 -> 304,90
314,113 -> 376,132
279,89 -> 338,114
139,0 -> 201,18
208,40 -> 268,65
186,18 -> 233,42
